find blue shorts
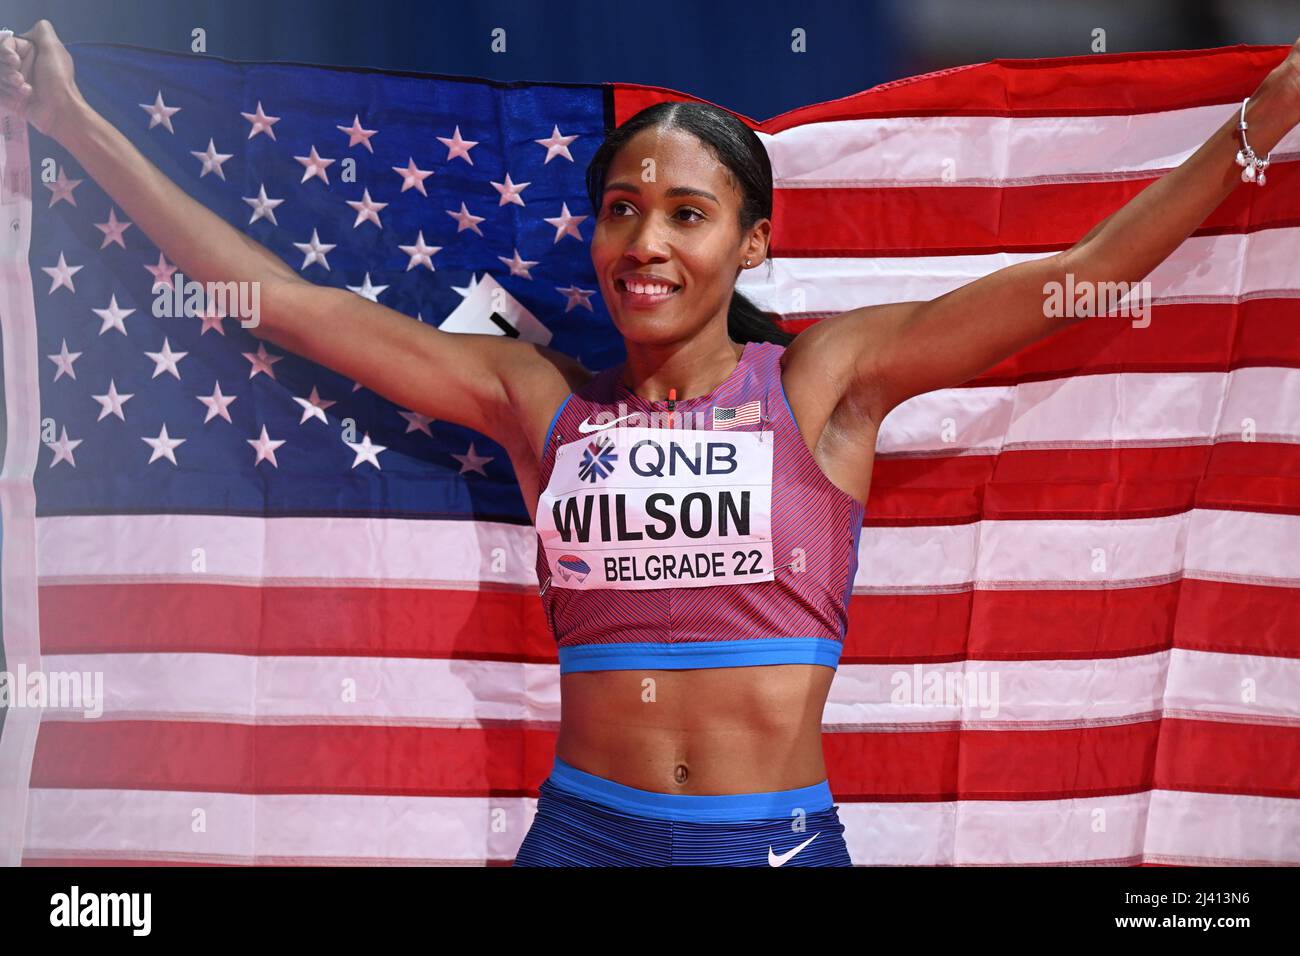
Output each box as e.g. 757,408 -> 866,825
513,756 -> 853,866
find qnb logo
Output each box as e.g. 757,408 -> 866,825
49,885 -> 151,936
577,433 -> 618,483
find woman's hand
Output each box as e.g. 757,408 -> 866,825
0,20 -> 88,140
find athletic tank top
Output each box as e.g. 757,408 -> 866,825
534,340 -> 865,674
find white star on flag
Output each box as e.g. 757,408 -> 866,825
556,284 -> 597,312
247,425 -> 286,467
47,339 -> 82,381
398,410 -> 435,436
295,146 -> 336,185
191,138 -> 234,180
346,272 -> 388,301
243,185 -> 285,225
498,248 -> 539,279
294,386 -> 336,424
338,114 -> 378,151
94,208 -> 132,249
344,432 -> 386,469
452,442 -> 493,476
491,173 -> 530,207
196,300 -> 228,336
346,188 -> 388,229
92,294 -> 136,336
42,252 -> 83,294
144,337 -> 188,379
142,424 -> 186,465
144,252 -> 177,292
197,381 -> 238,423
392,158 -> 434,195
437,126 -> 478,164
294,229 -> 336,271
543,203 -> 587,243
534,125 -> 579,163
243,342 -> 283,379
45,167 -> 82,207
446,202 -> 485,236
139,91 -> 181,132
399,231 -> 442,271
92,379 -> 135,421
240,101 -> 280,140
46,427 -> 83,468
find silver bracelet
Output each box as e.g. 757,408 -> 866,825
1235,96 -> 1272,186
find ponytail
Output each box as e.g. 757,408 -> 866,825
727,289 -> 793,345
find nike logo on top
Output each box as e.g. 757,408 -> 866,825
768,831 -> 819,867
577,413 -> 638,433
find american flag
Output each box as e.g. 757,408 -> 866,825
712,400 -> 762,430
1,40 -> 1298,866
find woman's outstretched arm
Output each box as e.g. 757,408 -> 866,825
1,20 -> 585,450
803,38 -> 1300,430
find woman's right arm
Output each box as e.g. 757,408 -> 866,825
4,21 -> 586,449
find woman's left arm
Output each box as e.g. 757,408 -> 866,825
832,39 -> 1300,429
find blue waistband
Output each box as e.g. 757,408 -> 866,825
557,637 -> 842,674
545,756 -> 833,823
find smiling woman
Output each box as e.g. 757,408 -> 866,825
513,99 -> 866,866
585,101 -> 793,356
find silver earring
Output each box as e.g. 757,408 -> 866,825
745,259 -> 752,266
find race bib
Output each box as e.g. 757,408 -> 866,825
537,426 -> 774,590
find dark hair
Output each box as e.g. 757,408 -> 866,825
585,101 -> 793,346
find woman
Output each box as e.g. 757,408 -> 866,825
5,22 -> 1299,866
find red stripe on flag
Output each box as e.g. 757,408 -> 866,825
39,582 -> 554,659
29,717 -> 1300,800
39,577 -> 1300,662
780,300 -> 1300,379
844,579 -> 1300,663
613,46 -> 1291,127
30,722 -> 559,796
771,163 -> 1300,258
823,718 -> 1300,801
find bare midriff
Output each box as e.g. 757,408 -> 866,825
555,663 -> 835,795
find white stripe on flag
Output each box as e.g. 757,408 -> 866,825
758,105 -> 1300,186
33,505 -> 1300,588
34,647 -> 1300,727
739,228 -> 1300,313
20,786 -> 1300,865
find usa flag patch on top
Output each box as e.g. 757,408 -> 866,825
712,401 -> 762,429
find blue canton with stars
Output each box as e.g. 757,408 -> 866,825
30,42 -> 620,522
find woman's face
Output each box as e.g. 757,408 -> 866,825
590,125 -> 767,346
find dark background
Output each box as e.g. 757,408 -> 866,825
4,0 -> 1298,122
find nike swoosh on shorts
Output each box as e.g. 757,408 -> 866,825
768,831 -> 819,867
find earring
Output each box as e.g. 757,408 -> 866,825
745,259 -> 752,266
